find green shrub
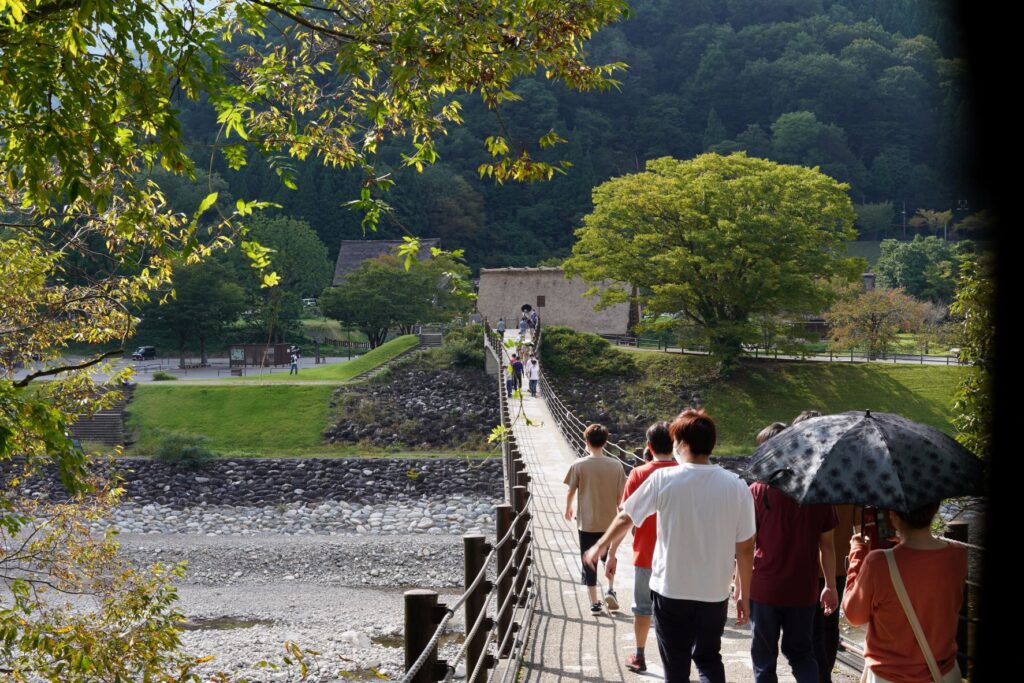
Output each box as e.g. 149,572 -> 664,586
539,326 -> 637,378
151,371 -> 178,381
152,432 -> 217,468
437,324 -> 485,368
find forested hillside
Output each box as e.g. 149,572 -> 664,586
170,0 -> 975,270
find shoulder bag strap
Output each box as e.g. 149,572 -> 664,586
883,549 -> 945,683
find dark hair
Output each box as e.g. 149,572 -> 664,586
645,421 -> 673,456
756,422 -> 788,445
669,409 -> 716,455
583,423 -> 609,448
894,501 -> 941,530
792,410 -> 822,425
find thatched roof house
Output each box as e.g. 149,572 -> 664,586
332,238 -> 441,285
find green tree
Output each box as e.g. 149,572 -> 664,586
908,208 -> 954,239
854,201 -> 895,240
231,216 -> 332,343
824,288 -> 927,358
949,255 -> 994,458
321,254 -> 468,347
140,261 -> 247,365
242,216 -> 331,298
0,0 -> 625,675
875,235 -> 970,302
564,153 -> 860,367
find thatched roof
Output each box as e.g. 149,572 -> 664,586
332,238 -> 441,284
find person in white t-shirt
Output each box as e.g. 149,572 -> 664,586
584,408 -> 756,683
527,358 -> 541,397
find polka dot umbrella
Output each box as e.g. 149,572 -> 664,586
742,410 -> 985,513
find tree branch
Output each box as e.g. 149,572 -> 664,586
248,0 -> 388,45
13,349 -> 123,388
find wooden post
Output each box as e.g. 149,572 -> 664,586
496,503 -> 515,657
946,521 -> 971,674
464,534 -> 491,683
404,589 -> 441,683
513,485 -> 531,612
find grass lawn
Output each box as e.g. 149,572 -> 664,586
845,240 -> 882,265
299,318 -> 368,343
703,361 -> 966,455
127,384 -> 335,456
126,382 -> 493,458
235,334 -> 419,383
794,334 -> 957,357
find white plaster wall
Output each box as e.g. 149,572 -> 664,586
477,268 -> 630,335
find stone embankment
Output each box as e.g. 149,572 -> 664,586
19,456 -> 502,506
325,366 -> 499,450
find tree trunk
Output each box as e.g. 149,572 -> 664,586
178,334 -> 187,368
199,335 -> 208,365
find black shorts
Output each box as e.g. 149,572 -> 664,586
579,530 -> 609,587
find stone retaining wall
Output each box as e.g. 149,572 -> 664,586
14,457 -> 504,509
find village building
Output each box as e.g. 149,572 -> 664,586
477,267 -> 633,336
332,238 -> 442,285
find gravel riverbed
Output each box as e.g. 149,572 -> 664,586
118,532 -> 479,681
95,495 -> 498,537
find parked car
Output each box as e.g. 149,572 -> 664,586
131,346 -> 157,361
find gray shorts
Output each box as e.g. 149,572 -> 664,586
633,566 -> 653,616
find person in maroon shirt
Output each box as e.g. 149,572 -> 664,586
616,422 -> 678,673
749,423 -> 838,683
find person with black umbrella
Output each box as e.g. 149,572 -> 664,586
742,410 -> 983,683
748,422 -> 838,683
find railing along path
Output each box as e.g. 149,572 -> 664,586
399,324 -> 537,683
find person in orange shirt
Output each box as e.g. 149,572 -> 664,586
842,501 -> 967,683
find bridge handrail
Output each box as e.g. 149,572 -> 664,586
399,321 -> 536,683
400,499 -> 533,683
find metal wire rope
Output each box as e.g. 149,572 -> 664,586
400,499 -> 532,683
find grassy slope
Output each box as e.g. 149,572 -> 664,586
128,335 -> 426,456
700,361 -> 965,455
610,349 -> 963,456
127,383 -> 491,458
235,334 -> 419,382
299,318 -> 368,343
127,384 -> 335,456
845,240 -> 882,266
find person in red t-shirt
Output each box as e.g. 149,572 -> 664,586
615,422 -> 678,673
749,422 -> 838,683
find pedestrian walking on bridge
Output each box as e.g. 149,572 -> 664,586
564,424 -> 626,614
585,409 -> 755,683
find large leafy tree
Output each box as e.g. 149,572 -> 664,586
140,261 -> 247,365
564,153 -> 860,366
230,216 -> 333,343
321,252 -> 470,347
875,235 -> 973,303
0,0 -> 625,676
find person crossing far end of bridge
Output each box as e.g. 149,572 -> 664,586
527,358 -> 540,397
511,354 -> 524,392
584,409 -> 756,683
621,422 -> 678,673
496,317 -> 506,335
564,423 -> 627,615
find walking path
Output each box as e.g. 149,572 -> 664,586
495,329 -> 852,682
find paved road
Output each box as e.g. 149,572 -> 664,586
9,355 -> 354,384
